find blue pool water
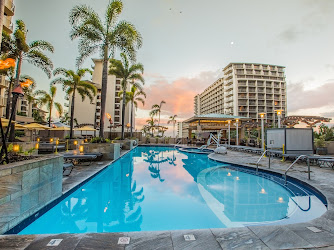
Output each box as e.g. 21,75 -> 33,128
19,146 -> 327,234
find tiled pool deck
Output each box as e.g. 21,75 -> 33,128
1,146 -> 334,249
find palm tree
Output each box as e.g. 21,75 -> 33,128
4,20 -> 54,141
35,86 -> 62,128
109,53 -> 144,139
167,114 -> 177,138
119,85 -> 146,138
150,100 -> 166,135
146,116 -> 158,136
69,0 -> 142,137
52,68 -> 97,139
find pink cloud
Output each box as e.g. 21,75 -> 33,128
288,80 -> 334,113
142,70 -> 222,119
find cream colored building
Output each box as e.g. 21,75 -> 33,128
194,63 -> 287,124
2,0 -> 14,35
71,59 -> 133,135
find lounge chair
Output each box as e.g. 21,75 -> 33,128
63,154 -> 97,165
63,162 -> 74,176
317,158 -> 334,168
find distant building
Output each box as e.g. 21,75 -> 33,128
194,63 -> 287,124
1,0 -> 15,36
71,59 -> 133,135
177,121 -> 188,138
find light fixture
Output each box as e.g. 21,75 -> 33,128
126,173 -> 129,177
227,172 -> 232,176
236,176 -> 240,181
74,140 -> 78,146
35,143 -> 39,150
79,145 -> 84,153
260,188 -> 266,194
278,197 -> 284,203
50,138 -> 54,143
37,138 -> 40,142
13,144 -> 20,152
56,140 -> 59,145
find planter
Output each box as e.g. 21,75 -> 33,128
82,143 -> 120,160
316,147 -> 328,155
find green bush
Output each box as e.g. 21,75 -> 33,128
90,137 -> 110,143
315,135 -> 326,148
15,130 -> 25,137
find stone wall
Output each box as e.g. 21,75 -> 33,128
81,143 -> 120,160
326,141 -> 334,155
0,155 -> 63,234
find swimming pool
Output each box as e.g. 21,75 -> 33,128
17,146 -> 326,234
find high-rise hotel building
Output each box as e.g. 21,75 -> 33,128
194,63 -> 287,123
71,59 -> 133,135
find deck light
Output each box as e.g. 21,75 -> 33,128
79,145 -> 84,153
259,113 -> 266,150
275,110 -> 283,128
50,138 -> 54,143
13,144 -> 20,152
260,188 -> 266,194
37,138 -> 40,142
74,140 -> 78,146
235,119 -> 239,145
35,143 -> 39,150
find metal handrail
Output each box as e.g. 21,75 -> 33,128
256,150 -> 269,172
174,139 -> 182,148
284,155 -> 310,184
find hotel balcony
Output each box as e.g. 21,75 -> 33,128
0,97 -> 7,107
3,16 -> 13,34
4,0 -> 15,16
0,75 -> 9,88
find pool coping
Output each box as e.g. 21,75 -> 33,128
2,145 -> 334,249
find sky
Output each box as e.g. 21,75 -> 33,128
13,0 -> 334,134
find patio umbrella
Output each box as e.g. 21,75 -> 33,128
25,123 -> 50,141
49,126 -> 70,131
1,122 -> 27,130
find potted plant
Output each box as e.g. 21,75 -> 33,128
315,135 -> 327,155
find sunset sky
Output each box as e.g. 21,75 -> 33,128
14,0 -> 334,134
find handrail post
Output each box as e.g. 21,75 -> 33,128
307,157 -> 310,180
268,153 -> 271,169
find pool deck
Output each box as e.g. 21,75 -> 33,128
2,146 -> 334,249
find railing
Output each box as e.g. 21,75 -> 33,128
174,139 -> 182,148
284,155 -> 310,184
256,150 -> 270,172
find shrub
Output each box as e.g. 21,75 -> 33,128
315,135 -> 326,148
90,137 -> 111,143
15,131 -> 25,137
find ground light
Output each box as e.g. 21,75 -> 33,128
259,113 -> 266,150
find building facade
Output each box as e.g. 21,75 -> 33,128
194,63 -> 287,124
71,59 -> 133,135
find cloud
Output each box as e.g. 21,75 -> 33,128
141,70 -> 222,119
288,80 -> 334,113
320,111 -> 334,119
277,0 -> 334,42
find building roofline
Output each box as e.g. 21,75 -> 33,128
223,62 -> 285,71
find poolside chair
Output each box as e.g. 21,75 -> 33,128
317,158 -> 334,168
63,162 -> 74,176
63,154 -> 98,165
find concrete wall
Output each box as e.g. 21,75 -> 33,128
81,143 -> 120,161
0,155 -> 63,234
326,141 -> 334,155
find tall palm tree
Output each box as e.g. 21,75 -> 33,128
35,86 -> 62,128
150,100 -> 166,135
69,0 -> 142,137
109,53 -> 144,139
119,85 -> 146,138
52,68 -> 97,139
5,20 -> 54,140
167,114 -> 177,138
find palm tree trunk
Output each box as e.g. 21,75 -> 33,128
99,47 -> 108,138
49,103 -> 52,128
130,101 -> 134,138
8,56 -> 22,142
69,85 -> 76,139
0,0 -> 4,48
121,86 -> 126,140
5,77 -> 13,119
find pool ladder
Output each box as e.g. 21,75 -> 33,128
256,152 -> 311,184
284,155 -> 310,184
